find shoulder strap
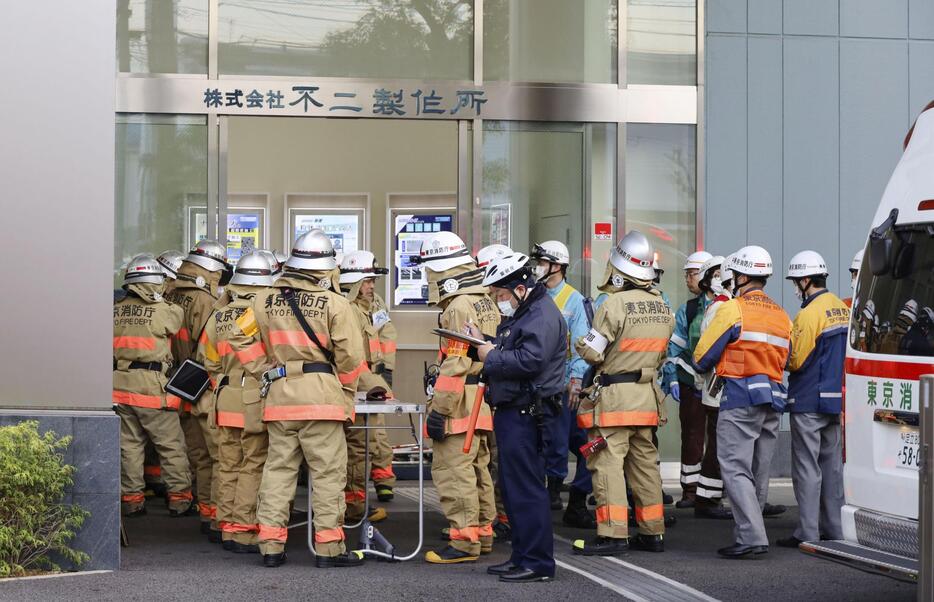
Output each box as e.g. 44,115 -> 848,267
282,287 -> 335,364
583,296 -> 595,328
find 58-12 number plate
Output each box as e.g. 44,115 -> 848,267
895,430 -> 920,470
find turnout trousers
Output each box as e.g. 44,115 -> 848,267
586,425 -> 664,539
257,419 -> 348,557
717,405 -> 780,546
181,412 -> 216,524
369,415 -> 396,489
215,425 -> 269,545
790,412 -> 844,541
543,393 -> 593,493
495,405 -> 555,577
678,386 -> 723,504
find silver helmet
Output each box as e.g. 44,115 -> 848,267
285,229 -> 337,271
123,255 -> 166,287
185,239 -> 229,273
230,252 -> 275,287
156,250 -> 186,280
609,230 -> 656,281
255,249 -> 281,275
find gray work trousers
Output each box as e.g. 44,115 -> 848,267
717,404 -> 780,546
790,412 -> 844,541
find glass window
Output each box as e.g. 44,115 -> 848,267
484,0 -> 618,83
850,227 -> 934,356
627,0 -> 696,85
218,0 -> 473,79
116,0 -> 209,74
115,114 -> 207,287
481,122 -> 617,296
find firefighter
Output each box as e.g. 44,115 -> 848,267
338,250 -> 394,522
157,250 -> 186,295
166,240 -> 230,541
529,240 -> 596,528
420,231 -> 500,564
571,231 -> 673,556
778,251 -> 848,547
694,246 -> 792,558
113,255 -> 193,517
229,229 -> 366,568
199,252 -> 276,553
469,252 -> 567,583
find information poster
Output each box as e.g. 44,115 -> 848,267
489,204 -> 511,247
226,213 -> 260,262
294,214 -> 360,255
393,213 -> 454,306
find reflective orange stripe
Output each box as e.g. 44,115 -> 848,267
113,390 -> 164,409
269,329 -> 330,348
434,375 -> 465,394
314,527 -> 345,543
338,361 -> 367,385
113,336 -> 157,350
577,410 -> 657,428
174,327 -> 190,342
199,503 -> 216,519
448,414 -> 493,434
235,340 -> 267,365
368,339 -> 381,354
718,292 -> 791,381
167,490 -> 193,502
216,340 -> 233,356
634,504 -> 664,522
166,395 -> 181,410
143,465 -> 162,477
222,522 -> 257,534
618,338 -> 668,353
370,466 -> 395,481
496,514 -> 509,524
198,330 -> 209,345
263,404 -> 347,422
345,490 -> 366,502
182,401 -> 194,413
595,504 -> 628,523
121,493 -> 145,503
478,524 -> 493,537
217,411 -> 245,428
258,524 -> 288,542
380,341 -> 397,354
449,526 -> 480,542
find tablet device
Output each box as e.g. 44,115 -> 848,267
165,359 -> 211,402
431,328 -> 488,347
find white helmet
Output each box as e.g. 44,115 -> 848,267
609,230 -> 656,281
729,245 -> 773,277
123,255 -> 165,287
786,250 -> 828,280
862,299 -> 877,323
417,231 -> 473,272
482,253 -> 533,288
720,254 -> 735,284
850,249 -> 865,274
185,239 -> 229,273
530,240 -> 570,266
475,244 -> 512,268
339,250 -> 388,284
684,250 -> 713,271
285,229 -> 337,271
274,250 -> 289,267
156,250 -> 185,280
255,249 -> 281,274
899,299 -> 920,324
230,252 -> 275,287
699,255 -> 725,281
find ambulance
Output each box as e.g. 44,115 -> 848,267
800,102 -> 934,581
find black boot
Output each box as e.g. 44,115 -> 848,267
547,477 -> 564,511
263,552 -> 287,568
563,488 -> 597,529
630,534 -> 664,552
316,551 -> 365,568
572,536 -> 629,556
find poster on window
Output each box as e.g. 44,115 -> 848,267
294,214 -> 360,256
226,213 -> 260,262
489,204 -> 511,247
393,213 -> 454,306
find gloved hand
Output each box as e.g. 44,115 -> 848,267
567,378 -> 583,410
426,410 -> 447,441
670,382 -> 681,402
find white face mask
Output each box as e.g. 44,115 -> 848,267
497,299 -> 516,317
532,263 -> 549,281
794,285 -> 804,302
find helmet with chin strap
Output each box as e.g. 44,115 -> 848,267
185,240 -> 229,273
609,231 -> 656,281
482,253 -> 534,289
285,229 -> 337,271
230,252 -> 275,287
123,255 -> 165,288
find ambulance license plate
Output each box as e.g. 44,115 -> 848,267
894,429 -> 920,470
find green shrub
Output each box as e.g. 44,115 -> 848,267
0,421 -> 89,577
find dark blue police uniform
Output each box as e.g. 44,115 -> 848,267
482,283 -> 568,577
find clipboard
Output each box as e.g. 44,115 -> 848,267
431,328 -> 488,347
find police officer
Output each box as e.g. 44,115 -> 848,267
199,252 -> 275,553
470,252 -> 566,582
694,246 -> 792,557
166,240 -> 230,541
777,251 -> 848,548
230,230 -> 366,568
529,240 -> 595,528
113,256 -> 193,517
420,232 -> 499,564
572,231 -> 673,556
338,251 -> 393,522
